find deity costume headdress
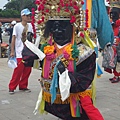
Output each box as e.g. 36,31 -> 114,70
34,0 -> 91,44
106,0 -> 120,8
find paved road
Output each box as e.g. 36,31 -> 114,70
0,36 -> 120,120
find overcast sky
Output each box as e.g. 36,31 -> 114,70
0,0 -> 8,9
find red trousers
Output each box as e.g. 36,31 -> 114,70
80,96 -> 104,120
9,58 -> 32,90
113,69 -> 120,76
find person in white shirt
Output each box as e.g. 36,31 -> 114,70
8,8 -> 33,94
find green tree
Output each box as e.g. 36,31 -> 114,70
1,0 -> 37,18
0,9 -> 20,18
4,0 -> 36,12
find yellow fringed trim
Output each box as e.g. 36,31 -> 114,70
43,91 -> 70,104
43,89 -> 92,104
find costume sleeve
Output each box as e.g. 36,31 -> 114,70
68,52 -> 96,93
91,0 -> 114,49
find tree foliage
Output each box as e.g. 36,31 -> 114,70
0,0 -> 37,18
0,9 -> 19,18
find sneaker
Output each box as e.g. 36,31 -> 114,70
109,76 -> 115,81
9,89 -> 14,94
111,77 -> 120,83
19,88 -> 31,92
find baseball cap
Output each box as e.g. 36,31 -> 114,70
11,20 -> 16,25
21,8 -> 31,16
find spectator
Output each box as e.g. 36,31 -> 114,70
5,20 -> 16,59
8,8 -> 33,94
108,7 -> 120,83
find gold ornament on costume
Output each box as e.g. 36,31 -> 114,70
35,0 -> 86,30
109,0 -> 120,8
87,28 -> 97,44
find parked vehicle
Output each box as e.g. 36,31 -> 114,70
1,23 -> 10,36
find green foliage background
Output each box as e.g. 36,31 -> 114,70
0,0 -> 37,18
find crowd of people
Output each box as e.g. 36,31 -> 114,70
0,0 -> 120,120
5,20 -> 16,59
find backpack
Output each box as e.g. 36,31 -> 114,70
21,24 -> 38,67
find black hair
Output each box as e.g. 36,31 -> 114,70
110,7 -> 120,22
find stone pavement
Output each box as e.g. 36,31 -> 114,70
0,54 -> 120,120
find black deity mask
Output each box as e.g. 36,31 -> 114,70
44,20 -> 73,46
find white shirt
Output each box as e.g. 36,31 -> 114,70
13,22 -> 33,58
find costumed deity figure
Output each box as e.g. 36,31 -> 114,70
103,0 -> 120,83
33,0 -> 114,120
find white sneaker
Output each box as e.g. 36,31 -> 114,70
9,89 -> 14,94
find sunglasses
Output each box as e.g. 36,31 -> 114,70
23,15 -> 31,17
26,15 -> 31,17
